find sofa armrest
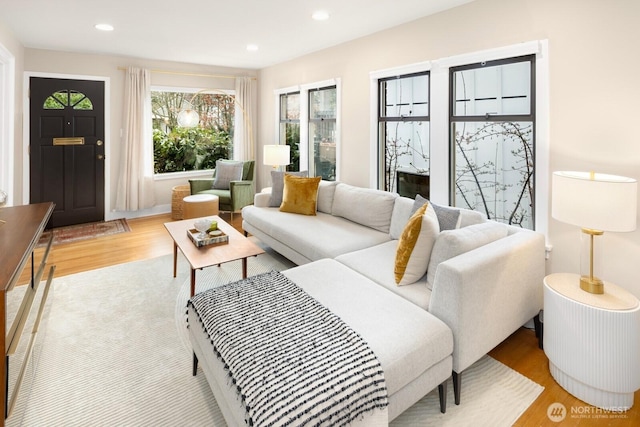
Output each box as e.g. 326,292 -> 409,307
229,180 -> 255,211
189,179 -> 214,194
254,191 -> 271,207
428,230 -> 545,373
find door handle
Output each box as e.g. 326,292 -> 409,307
97,154 -> 104,160
97,140 -> 103,146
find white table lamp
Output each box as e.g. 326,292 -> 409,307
263,145 -> 290,170
551,171 -> 637,294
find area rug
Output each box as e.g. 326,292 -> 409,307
7,248 -> 543,426
38,218 -> 131,247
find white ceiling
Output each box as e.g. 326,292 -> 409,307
0,0 -> 472,69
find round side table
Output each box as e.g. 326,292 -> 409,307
182,194 -> 220,219
543,273 -> 640,410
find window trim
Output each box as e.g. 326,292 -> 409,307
370,40 -> 550,240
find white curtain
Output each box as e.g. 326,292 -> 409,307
115,67 -> 155,211
233,76 -> 256,161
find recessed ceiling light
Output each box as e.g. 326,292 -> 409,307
246,44 -> 259,52
312,10 -> 330,21
95,23 -> 114,31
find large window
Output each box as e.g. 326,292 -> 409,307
309,86 -> 337,180
450,55 -> 535,229
279,92 -> 300,172
378,72 -> 430,196
151,88 -> 234,174
276,80 -> 340,180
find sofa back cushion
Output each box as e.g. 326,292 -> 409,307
426,221 -> 508,290
317,180 -> 340,213
390,197 -> 414,239
332,183 -> 398,233
458,209 -> 487,227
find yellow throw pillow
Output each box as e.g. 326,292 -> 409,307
279,175 -> 322,215
394,202 -> 440,286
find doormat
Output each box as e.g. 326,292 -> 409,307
38,218 -> 131,247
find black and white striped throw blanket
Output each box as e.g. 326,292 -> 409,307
187,270 -> 388,427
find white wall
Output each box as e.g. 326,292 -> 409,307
22,49 -> 257,218
256,0 -> 640,297
0,22 -> 24,205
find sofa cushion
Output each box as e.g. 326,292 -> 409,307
279,175 -> 321,215
459,209 -> 487,228
331,183 -> 398,233
317,180 -> 339,214
412,195 -> 461,231
212,160 -> 243,190
282,259 -> 452,396
269,170 -> 308,207
389,197 -> 414,240
241,206 -> 392,261
426,221 -> 509,290
395,203 -> 439,286
335,241 -> 431,310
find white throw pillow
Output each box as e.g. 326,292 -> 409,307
394,202 -> 440,286
426,221 -> 509,289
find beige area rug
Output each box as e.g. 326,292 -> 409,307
8,241 -> 543,426
38,218 -> 131,247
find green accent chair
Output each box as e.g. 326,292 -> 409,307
188,160 -> 255,218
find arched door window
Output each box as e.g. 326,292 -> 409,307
43,90 -> 93,110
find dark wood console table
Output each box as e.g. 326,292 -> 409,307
0,202 -> 55,424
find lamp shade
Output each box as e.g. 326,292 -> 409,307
552,171 -> 638,232
263,144 -> 290,166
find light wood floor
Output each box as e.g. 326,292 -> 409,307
26,212 -> 639,426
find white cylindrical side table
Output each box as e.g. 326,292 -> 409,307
544,273 -> 640,410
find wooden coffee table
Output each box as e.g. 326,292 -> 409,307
164,215 -> 265,296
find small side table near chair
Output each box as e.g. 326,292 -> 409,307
183,194 -> 219,219
544,273 -> 640,410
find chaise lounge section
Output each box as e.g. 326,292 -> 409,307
188,259 -> 454,425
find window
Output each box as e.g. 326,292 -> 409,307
279,92 -> 300,172
309,86 -> 337,180
450,55 -> 535,229
378,72 -> 430,197
43,90 -> 93,110
151,88 -> 234,174
276,79 -> 340,180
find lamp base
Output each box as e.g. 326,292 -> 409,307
580,275 -> 604,294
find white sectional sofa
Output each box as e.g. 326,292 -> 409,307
242,180 -> 546,406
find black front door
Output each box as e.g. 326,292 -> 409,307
29,77 -> 105,227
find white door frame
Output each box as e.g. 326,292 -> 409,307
0,43 -> 15,206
